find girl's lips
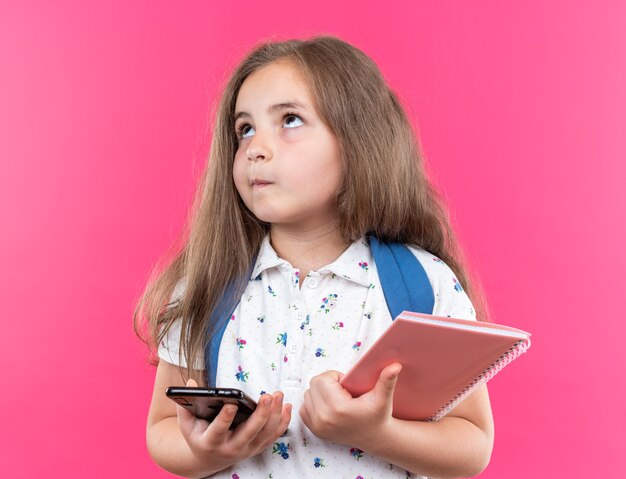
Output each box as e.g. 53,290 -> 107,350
251,179 -> 273,188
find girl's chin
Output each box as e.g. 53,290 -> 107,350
249,209 -> 292,225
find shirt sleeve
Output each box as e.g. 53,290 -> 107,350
157,317 -> 187,367
405,245 -> 477,321
156,278 -> 195,368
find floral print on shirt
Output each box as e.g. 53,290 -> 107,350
276,332 -> 287,346
300,314 -> 310,330
350,447 -> 364,460
235,365 -> 249,382
319,293 -> 338,313
315,347 -> 327,358
272,442 -> 290,459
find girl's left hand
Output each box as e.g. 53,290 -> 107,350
299,363 -> 402,448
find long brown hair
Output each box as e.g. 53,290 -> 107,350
134,35 -> 489,383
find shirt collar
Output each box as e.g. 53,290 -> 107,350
251,235 -> 372,287
250,235 -> 290,280
318,237 -> 371,287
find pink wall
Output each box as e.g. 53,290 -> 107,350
1,1 -> 624,477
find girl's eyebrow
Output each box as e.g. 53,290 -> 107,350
233,101 -> 308,121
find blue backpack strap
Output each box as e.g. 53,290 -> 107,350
369,236 -> 435,318
204,261 -> 255,387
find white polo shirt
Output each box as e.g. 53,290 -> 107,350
159,235 -> 476,479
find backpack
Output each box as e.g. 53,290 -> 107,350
204,236 -> 435,386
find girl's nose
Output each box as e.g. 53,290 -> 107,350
246,134 -> 272,162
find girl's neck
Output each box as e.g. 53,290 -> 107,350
270,223 -> 349,280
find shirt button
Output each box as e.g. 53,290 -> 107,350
288,343 -> 299,354
307,278 -> 318,288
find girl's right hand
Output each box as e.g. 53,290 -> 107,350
177,379 -> 292,474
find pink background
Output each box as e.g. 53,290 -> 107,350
1,1 -> 624,477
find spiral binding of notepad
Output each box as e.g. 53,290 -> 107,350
428,337 -> 532,422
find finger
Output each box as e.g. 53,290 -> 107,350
186,378 -> 198,387
251,392 -> 284,446
266,391 -> 285,430
231,394 -> 273,445
319,370 -> 342,381
259,402 -> 293,450
309,372 -> 352,408
202,404 -> 238,446
278,402 -> 292,435
302,389 -> 316,419
257,392 -> 284,434
308,374 -> 333,405
373,363 -> 402,399
299,401 -> 312,430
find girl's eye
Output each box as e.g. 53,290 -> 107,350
237,124 -> 254,140
283,114 -> 304,129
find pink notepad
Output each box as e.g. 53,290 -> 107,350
340,311 -> 531,421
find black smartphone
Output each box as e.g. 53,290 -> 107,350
166,387 -> 257,429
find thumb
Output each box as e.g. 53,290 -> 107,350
186,378 -> 198,387
374,363 -> 402,399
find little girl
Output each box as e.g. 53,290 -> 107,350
135,36 -> 494,479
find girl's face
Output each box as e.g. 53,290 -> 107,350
232,61 -> 343,232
